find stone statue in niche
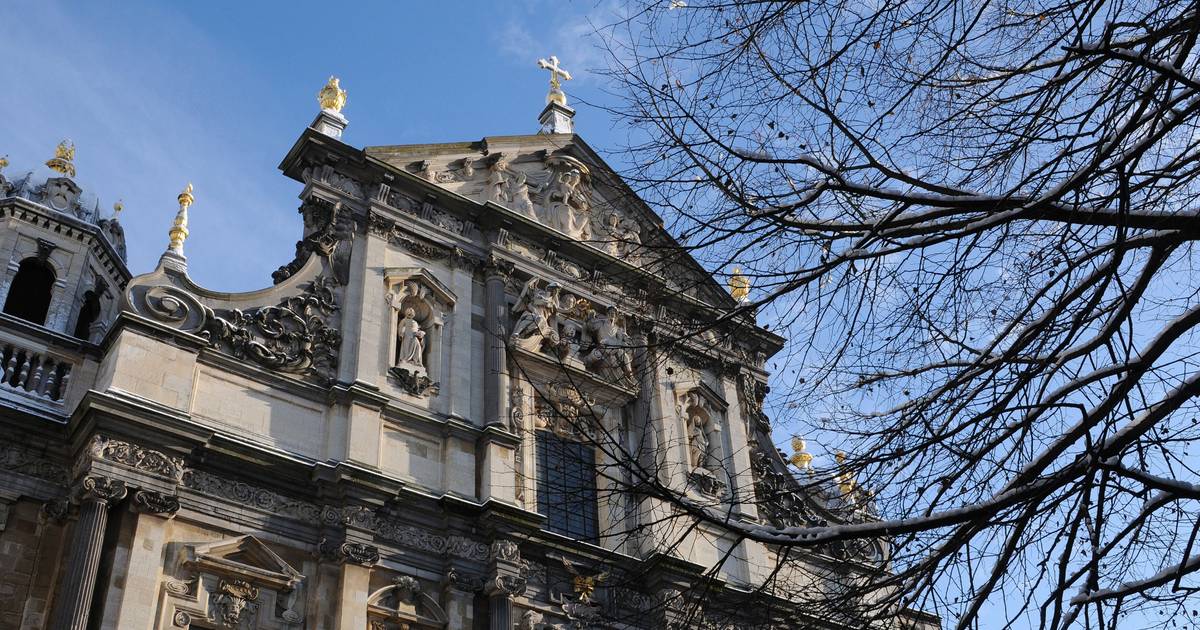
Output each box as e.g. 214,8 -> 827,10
396,308 -> 426,368
386,291 -> 439,397
689,409 -> 718,471
511,278 -> 561,352
583,306 -> 634,385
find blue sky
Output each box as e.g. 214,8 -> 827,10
1,0 -> 626,290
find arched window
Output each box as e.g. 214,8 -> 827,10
72,290 -> 101,339
3,257 -> 56,325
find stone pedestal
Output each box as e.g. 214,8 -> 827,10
312,109 -> 348,139
48,476 -> 126,630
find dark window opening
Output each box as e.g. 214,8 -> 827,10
536,431 -> 599,542
72,290 -> 101,340
3,257 -> 56,325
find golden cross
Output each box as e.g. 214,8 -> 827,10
537,55 -> 573,90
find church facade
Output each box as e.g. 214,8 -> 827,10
0,73 -> 937,630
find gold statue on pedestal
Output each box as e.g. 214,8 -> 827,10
46,140 -> 76,178
318,76 -> 347,113
729,266 -> 750,302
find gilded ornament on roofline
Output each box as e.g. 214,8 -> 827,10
46,140 -> 76,177
167,183 -> 193,255
318,76 -> 347,112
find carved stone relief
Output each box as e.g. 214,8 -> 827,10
202,276 -> 341,381
509,276 -> 637,393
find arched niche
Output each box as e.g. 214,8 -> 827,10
384,268 -> 456,398
676,382 -> 730,497
366,575 -> 448,629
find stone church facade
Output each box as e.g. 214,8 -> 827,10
0,76 -> 937,629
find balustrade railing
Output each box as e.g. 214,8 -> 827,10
0,340 -> 72,403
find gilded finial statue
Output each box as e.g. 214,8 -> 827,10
46,140 -> 76,178
0,155 -> 8,171
167,183 -> 193,256
790,436 -> 814,473
729,266 -> 750,302
318,76 -> 347,113
113,200 -> 124,220
537,55 -> 573,106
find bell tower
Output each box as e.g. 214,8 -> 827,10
0,141 -> 130,342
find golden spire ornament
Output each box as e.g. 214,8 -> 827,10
729,266 -> 750,302
790,436 -> 814,473
317,76 -> 347,113
835,451 -> 858,496
167,183 -> 194,256
113,199 -> 124,220
537,55 -> 573,106
0,155 -> 8,171
46,140 -> 76,177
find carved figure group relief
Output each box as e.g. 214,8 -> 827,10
509,276 -> 637,391
406,150 -> 646,259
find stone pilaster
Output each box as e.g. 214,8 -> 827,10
98,491 -> 179,628
483,257 -> 512,428
48,475 -> 127,630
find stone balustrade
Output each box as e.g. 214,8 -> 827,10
0,337 -> 74,405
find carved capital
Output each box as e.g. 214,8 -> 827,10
316,536 -> 380,566
133,489 -> 180,516
483,255 -> 515,281
78,476 -> 127,506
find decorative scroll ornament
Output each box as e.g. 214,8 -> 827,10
79,476 -> 127,504
316,537 -> 380,566
133,490 -> 181,516
273,197 -> 353,285
202,276 -> 341,381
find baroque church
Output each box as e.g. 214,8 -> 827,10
0,63 -> 938,630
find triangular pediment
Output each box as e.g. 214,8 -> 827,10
187,534 -> 303,591
365,134 -> 738,311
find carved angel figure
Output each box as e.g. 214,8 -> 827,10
396,308 -> 426,368
584,306 -> 634,383
510,278 -> 561,352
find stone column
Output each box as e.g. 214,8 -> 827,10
49,476 -> 127,630
486,540 -> 527,630
483,257 -> 512,427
